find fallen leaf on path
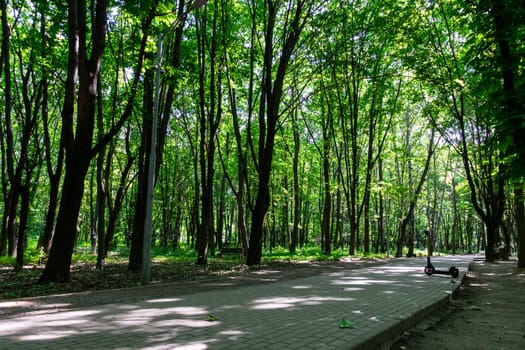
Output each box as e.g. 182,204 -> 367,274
339,317 -> 354,329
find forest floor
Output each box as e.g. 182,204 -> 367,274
1,256 -> 525,350
391,259 -> 525,350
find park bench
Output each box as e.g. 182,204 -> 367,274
217,247 -> 244,259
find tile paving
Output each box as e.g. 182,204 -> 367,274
0,256 -> 473,349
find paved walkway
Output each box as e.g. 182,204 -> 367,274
0,256 -> 473,350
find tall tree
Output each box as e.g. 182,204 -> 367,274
409,0 -> 507,262
128,0 -> 190,272
290,103 -> 301,253
395,129 -> 436,257
40,0 -> 110,282
246,0 -> 316,266
38,2 -> 65,254
40,0 -> 154,282
0,0 -> 15,257
484,0 -> 525,267
194,0 -> 223,264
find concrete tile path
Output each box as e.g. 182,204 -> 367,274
0,256 -> 473,350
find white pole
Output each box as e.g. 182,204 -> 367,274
140,0 -> 210,285
141,33 -> 163,285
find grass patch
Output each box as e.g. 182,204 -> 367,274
261,245 -> 349,262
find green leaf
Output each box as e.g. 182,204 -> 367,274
339,317 -> 354,329
207,314 -> 219,322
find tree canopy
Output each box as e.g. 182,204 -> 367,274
0,0 -> 523,282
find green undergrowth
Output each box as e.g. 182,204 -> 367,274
0,243 -> 390,300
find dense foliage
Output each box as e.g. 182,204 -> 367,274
0,0 -> 523,283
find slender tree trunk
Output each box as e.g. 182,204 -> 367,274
39,7 -> 64,253
195,6 -> 221,264
246,0 -> 310,266
195,13 -> 209,264
14,36 -> 42,267
128,66 -> 153,272
456,106 -> 505,262
15,186 -> 30,270
0,0 -> 14,257
95,73 -> 106,269
216,167 -> 226,250
321,180 -> 331,254
0,0 -> 5,255
2,189 -> 18,257
321,113 -> 332,255
236,173 -> 248,250
290,111 -> 301,253
363,194 -> 370,254
225,43 -> 249,251
377,157 -> 385,253
515,187 -> 525,268
128,0 -> 182,270
405,118 -> 415,257
95,153 -> 106,269
334,184 -> 342,249
105,142 -> 134,255
396,130 -> 435,257
451,167 -> 459,254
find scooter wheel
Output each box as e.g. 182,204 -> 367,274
424,266 -> 434,275
449,266 -> 459,278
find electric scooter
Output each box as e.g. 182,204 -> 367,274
423,231 -> 459,278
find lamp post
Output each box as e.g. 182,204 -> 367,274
140,33 -> 163,285
141,0 -> 209,285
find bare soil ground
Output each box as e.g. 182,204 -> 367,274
391,259 -> 525,350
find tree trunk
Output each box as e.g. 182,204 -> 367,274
396,130 -> 435,257
15,185 -> 29,270
195,7 -> 221,264
40,155 -> 91,282
224,49 -> 249,251
489,0 -> 525,175
377,157 -> 386,253
14,36 -> 42,268
246,0 -> 310,266
247,164 -> 272,265
128,66 -> 153,272
39,0 -> 108,283
2,189 -> 18,257
128,0 -> 183,269
37,4 -> 64,254
236,174 -> 249,250
290,111 -> 301,253
0,0 -> 13,257
216,168 -> 226,250
405,117 -> 415,257
488,0 -> 525,267
451,171 -> 458,254
321,150 -> 332,255
39,47 -> 64,253
105,142 -> 134,255
456,107 -> 505,263
515,187 -> 525,268
95,152 -> 106,269
321,109 -> 332,255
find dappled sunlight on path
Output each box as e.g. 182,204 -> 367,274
0,256 -> 473,349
